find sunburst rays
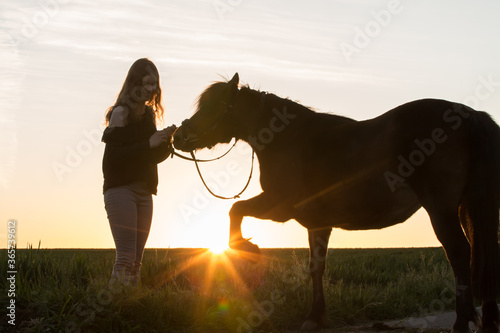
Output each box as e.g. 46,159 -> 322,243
146,247 -> 278,330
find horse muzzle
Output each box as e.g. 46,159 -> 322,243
173,125 -> 198,152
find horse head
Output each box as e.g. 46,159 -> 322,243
173,73 -> 239,152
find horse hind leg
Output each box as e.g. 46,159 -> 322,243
300,227 -> 332,331
426,207 -> 479,333
460,202 -> 499,333
480,301 -> 500,333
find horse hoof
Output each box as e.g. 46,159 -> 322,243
229,238 -> 261,261
300,319 -> 321,331
229,238 -> 260,253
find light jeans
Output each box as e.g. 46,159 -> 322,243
104,182 -> 153,286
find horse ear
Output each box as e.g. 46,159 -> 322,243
229,73 -> 239,86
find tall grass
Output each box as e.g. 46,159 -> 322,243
1,247 -> 491,332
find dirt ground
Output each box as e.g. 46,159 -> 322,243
283,304 -> 500,333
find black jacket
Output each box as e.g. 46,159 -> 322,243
102,111 -> 172,194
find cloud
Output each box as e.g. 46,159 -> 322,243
0,32 -> 22,189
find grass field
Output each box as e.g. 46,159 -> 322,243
1,246 -> 495,332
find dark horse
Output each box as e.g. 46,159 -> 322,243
174,73 -> 499,332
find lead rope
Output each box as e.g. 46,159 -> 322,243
190,149 -> 255,199
171,140 -> 237,162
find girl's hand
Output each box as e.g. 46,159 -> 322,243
149,131 -> 170,148
162,125 -> 177,138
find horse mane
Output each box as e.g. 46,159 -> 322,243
238,84 -> 355,122
194,81 -> 229,114
195,78 -> 356,125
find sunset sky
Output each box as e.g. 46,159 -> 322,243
2,0 -> 500,250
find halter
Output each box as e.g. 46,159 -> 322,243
172,89 -> 239,163
173,91 -> 266,200
179,101 -> 234,147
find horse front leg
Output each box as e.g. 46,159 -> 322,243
301,227 -> 332,331
228,207 -> 260,257
228,193 -> 283,257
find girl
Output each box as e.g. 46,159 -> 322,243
102,58 -> 176,286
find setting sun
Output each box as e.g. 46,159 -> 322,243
208,243 -> 229,255
176,210 -> 235,252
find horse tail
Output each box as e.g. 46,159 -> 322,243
459,108 -> 500,300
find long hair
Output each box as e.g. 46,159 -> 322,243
105,58 -> 164,126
